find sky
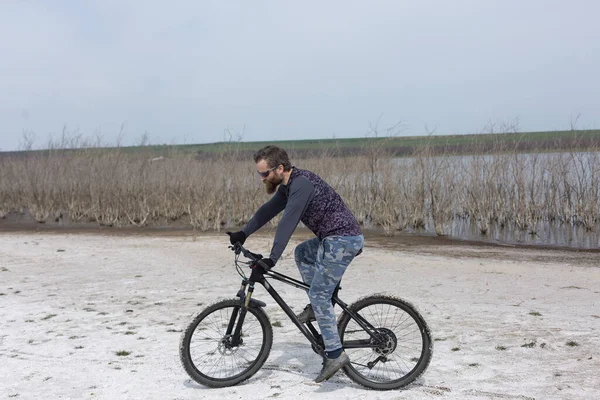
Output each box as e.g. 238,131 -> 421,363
1,0 -> 599,151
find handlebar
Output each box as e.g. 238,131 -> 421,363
229,243 -> 263,263
229,243 -> 270,282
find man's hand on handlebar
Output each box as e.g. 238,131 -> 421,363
249,258 -> 275,281
226,231 -> 247,246
227,235 -> 275,280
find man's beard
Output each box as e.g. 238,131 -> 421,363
264,176 -> 282,194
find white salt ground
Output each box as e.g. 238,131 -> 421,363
0,232 -> 598,400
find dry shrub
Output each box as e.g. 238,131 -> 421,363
0,134 -> 599,237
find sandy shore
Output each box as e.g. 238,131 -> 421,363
0,231 -> 598,399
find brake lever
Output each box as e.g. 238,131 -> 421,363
229,243 -> 243,255
229,243 -> 259,262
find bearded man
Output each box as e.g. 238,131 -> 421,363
227,145 -> 364,383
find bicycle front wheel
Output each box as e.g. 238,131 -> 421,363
179,299 -> 273,388
338,295 -> 432,390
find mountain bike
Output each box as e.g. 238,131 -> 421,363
179,243 -> 432,390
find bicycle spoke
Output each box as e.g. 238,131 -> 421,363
340,297 -> 431,388
186,304 -> 267,380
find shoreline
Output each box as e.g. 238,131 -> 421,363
1,223 -> 599,272
1,219 -> 599,254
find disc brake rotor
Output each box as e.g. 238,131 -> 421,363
217,335 -> 243,355
371,328 -> 397,356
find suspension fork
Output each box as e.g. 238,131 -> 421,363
225,281 -> 246,334
228,281 -> 255,346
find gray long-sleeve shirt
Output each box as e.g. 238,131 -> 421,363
242,167 -> 362,262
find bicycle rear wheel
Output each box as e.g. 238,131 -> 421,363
337,295 -> 432,390
179,299 -> 273,388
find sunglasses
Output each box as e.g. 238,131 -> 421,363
257,166 -> 278,178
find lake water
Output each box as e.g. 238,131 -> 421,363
439,218 -> 599,249
391,152 -> 600,249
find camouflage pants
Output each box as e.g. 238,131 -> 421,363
294,235 -> 364,352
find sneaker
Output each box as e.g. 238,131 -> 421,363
314,351 -> 350,383
297,303 -> 316,324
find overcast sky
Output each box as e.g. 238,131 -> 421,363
1,0 -> 599,151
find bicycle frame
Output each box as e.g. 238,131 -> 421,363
227,244 -> 384,357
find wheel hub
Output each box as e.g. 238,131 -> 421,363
371,328 -> 397,356
218,335 -> 243,355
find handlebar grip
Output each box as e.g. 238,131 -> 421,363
247,251 -> 263,260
